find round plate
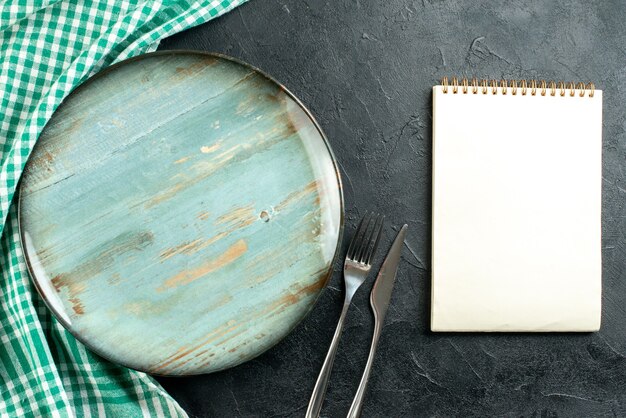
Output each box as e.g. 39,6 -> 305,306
19,51 -> 343,375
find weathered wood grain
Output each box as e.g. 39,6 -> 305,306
19,52 -> 343,375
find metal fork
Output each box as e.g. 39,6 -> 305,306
305,212 -> 384,418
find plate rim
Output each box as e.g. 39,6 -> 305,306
17,49 -> 345,376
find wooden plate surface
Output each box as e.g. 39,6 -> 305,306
19,51 -> 343,375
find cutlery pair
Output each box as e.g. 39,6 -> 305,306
306,213 -> 408,418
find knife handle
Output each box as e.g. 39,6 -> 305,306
346,315 -> 383,418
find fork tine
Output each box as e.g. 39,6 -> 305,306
354,214 -> 377,263
357,214 -> 381,263
364,215 -> 384,265
346,212 -> 371,260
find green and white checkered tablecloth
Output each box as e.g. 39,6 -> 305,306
0,1 -> 245,416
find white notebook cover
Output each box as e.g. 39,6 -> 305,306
431,82 -> 602,332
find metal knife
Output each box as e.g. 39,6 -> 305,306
346,224 -> 408,418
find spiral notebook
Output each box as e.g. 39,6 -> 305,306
431,78 -> 602,332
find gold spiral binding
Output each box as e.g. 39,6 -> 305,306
587,83 -> 595,98
439,77 -> 596,97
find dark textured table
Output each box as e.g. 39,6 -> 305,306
156,1 -> 626,416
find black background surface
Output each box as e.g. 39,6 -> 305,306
156,1 -> 626,416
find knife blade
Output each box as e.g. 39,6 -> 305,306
370,224 -> 408,322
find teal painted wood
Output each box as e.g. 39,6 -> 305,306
18,52 -> 343,375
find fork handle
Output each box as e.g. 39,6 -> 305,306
305,299 -> 351,418
346,317 -> 383,418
